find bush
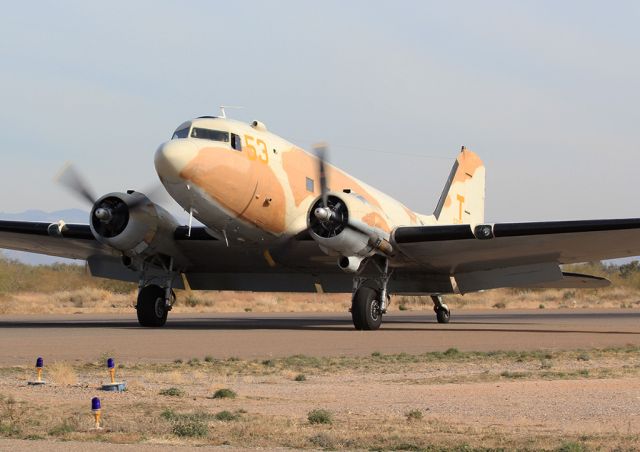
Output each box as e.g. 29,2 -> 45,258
159,387 -> 185,397
172,420 -> 208,438
493,302 -> 506,309
48,421 -> 74,436
405,409 -> 423,421
308,409 -> 332,425
204,355 -> 214,363
443,348 -> 460,356
398,304 -> 408,311
294,374 -> 306,382
577,352 -> 590,361
309,432 -> 335,448
211,388 -> 236,399
214,410 -> 239,421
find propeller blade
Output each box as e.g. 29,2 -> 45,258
313,142 -> 329,208
127,183 -> 170,208
55,163 -> 96,206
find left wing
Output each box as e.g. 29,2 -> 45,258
391,218 -> 640,293
0,220 -> 113,260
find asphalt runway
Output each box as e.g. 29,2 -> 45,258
0,309 -> 639,365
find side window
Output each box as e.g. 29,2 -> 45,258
306,177 -> 314,193
231,133 -> 242,151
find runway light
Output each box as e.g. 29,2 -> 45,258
28,356 -> 46,385
101,357 -> 126,392
107,358 -> 115,384
91,397 -> 102,430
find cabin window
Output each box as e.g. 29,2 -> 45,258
306,177 -> 314,193
171,127 -> 190,139
231,133 -> 242,151
190,127 -> 229,143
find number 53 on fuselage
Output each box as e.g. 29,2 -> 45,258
2,114 -> 640,330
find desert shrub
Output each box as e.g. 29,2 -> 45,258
577,352 -> 590,361
308,409 -> 332,425
172,419 -> 208,438
204,356 -> 214,363
406,409 -> 423,421
443,348 -> 460,356
159,387 -> 185,397
214,410 -> 239,421
294,374 -> 306,382
48,421 -> 74,436
493,302 -> 506,309
309,432 -> 336,448
211,388 -> 236,399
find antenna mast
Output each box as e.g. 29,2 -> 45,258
219,105 -> 244,119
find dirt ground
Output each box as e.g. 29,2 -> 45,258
0,348 -> 639,450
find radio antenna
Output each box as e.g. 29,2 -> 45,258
219,105 -> 244,119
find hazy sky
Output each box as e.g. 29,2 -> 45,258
1,1 -> 639,224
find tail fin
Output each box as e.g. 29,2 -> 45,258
433,147 -> 485,225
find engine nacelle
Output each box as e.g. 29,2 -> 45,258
308,193 -> 392,260
90,191 -> 180,259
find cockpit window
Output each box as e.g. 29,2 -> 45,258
191,128 -> 229,142
171,127 -> 190,139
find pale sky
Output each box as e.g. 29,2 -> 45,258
1,1 -> 639,224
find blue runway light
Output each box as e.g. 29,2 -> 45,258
36,357 -> 43,368
107,358 -> 114,369
91,397 -> 102,429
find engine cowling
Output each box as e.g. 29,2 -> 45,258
307,193 -> 392,263
90,191 -> 180,259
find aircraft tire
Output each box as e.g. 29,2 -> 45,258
136,284 -> 168,327
351,286 -> 383,331
436,305 -> 450,324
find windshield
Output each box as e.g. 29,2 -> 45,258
171,127 -> 190,139
191,128 -> 229,142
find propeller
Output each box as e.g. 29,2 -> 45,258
268,143 -> 351,263
55,162 -> 168,237
55,163 -> 96,206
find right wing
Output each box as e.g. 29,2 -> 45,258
391,218 -> 640,293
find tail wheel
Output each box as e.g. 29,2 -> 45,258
436,305 -> 450,324
351,286 -> 383,331
136,284 -> 168,327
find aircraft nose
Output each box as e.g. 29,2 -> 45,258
154,140 -> 199,184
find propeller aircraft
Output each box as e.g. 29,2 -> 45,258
2,112 -> 640,330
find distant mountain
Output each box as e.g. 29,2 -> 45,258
0,209 -> 89,265
0,208 -> 89,223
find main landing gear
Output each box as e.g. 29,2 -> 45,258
351,259 -> 390,331
135,258 -> 176,327
350,258 -> 452,330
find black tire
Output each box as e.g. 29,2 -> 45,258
351,286 -> 383,330
136,285 -> 168,327
436,306 -> 450,324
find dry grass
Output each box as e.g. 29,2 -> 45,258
46,361 -> 78,385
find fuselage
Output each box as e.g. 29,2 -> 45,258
154,116 -> 432,245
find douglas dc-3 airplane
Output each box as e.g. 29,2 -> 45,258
2,113 -> 640,330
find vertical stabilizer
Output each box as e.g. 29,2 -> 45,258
433,147 -> 485,225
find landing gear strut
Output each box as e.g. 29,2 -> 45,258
431,295 -> 450,324
351,258 -> 391,331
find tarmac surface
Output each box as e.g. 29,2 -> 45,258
0,309 -> 639,365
